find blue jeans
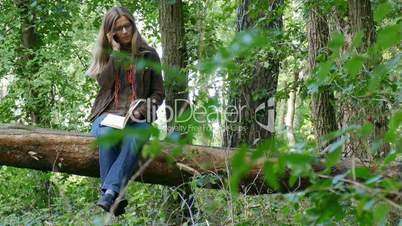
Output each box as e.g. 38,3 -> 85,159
90,113 -> 151,195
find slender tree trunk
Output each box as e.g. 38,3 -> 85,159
17,0 -> 40,124
279,98 -> 287,130
224,0 -> 284,147
159,0 -> 189,135
285,70 -> 299,146
278,81 -> 288,130
15,0 -> 53,209
307,5 -> 338,150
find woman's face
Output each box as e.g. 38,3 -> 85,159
113,16 -> 133,45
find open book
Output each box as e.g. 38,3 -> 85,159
100,100 -> 142,129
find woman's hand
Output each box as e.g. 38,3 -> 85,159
132,110 -> 142,120
107,32 -> 120,51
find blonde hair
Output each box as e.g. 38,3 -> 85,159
86,6 -> 153,78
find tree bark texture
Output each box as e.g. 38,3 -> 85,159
1,124 -> 400,196
307,5 -> 338,150
159,0 -> 189,132
224,0 -> 284,148
342,0 -> 389,160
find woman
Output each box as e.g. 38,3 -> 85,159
86,7 -> 165,216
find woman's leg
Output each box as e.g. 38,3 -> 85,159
91,114 -> 121,188
101,121 -> 150,194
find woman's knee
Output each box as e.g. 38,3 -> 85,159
122,134 -> 139,146
91,114 -> 109,137
122,133 -> 148,155
97,126 -> 115,138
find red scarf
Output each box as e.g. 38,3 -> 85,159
113,64 -> 137,109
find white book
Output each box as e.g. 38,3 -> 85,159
100,99 -> 142,129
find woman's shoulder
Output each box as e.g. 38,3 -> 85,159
140,47 -> 160,62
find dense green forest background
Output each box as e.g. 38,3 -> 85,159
0,0 -> 401,225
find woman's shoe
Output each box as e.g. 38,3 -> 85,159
96,193 -> 115,212
113,199 -> 128,216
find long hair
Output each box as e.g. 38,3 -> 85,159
86,7 -> 153,77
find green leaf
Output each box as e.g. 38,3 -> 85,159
325,137 -> 346,167
354,167 -> 373,179
317,60 -> 333,81
368,64 -> 387,91
374,1 -> 393,22
286,153 -> 313,165
149,125 -> 160,138
345,55 -> 365,77
285,153 -> 313,176
230,144 -> 251,194
232,144 -> 247,169
96,130 -> 123,146
288,175 -> 299,187
351,31 -> 364,49
384,110 -> 402,143
328,32 -> 345,52
383,151 -> 398,165
252,139 -> 275,160
373,203 -> 390,225
388,110 -> 402,131
316,194 -> 345,223
376,23 -> 402,50
357,198 -> 366,215
142,139 -> 162,158
326,148 -> 342,168
358,123 -> 374,137
264,161 -> 279,190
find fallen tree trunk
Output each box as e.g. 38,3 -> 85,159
0,124 -> 400,195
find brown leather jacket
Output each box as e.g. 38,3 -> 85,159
87,48 -> 165,123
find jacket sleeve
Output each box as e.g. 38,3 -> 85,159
95,51 -> 119,90
137,51 -> 165,118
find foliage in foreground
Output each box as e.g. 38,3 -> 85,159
0,0 -> 401,225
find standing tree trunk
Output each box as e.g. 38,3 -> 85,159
279,95 -> 287,130
17,0 -> 40,124
307,5 -> 338,150
159,1 -> 193,223
159,0 -> 189,135
14,0 -> 53,210
285,70 -> 299,146
224,0 -> 284,148
342,0 -> 389,160
348,0 -> 375,52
